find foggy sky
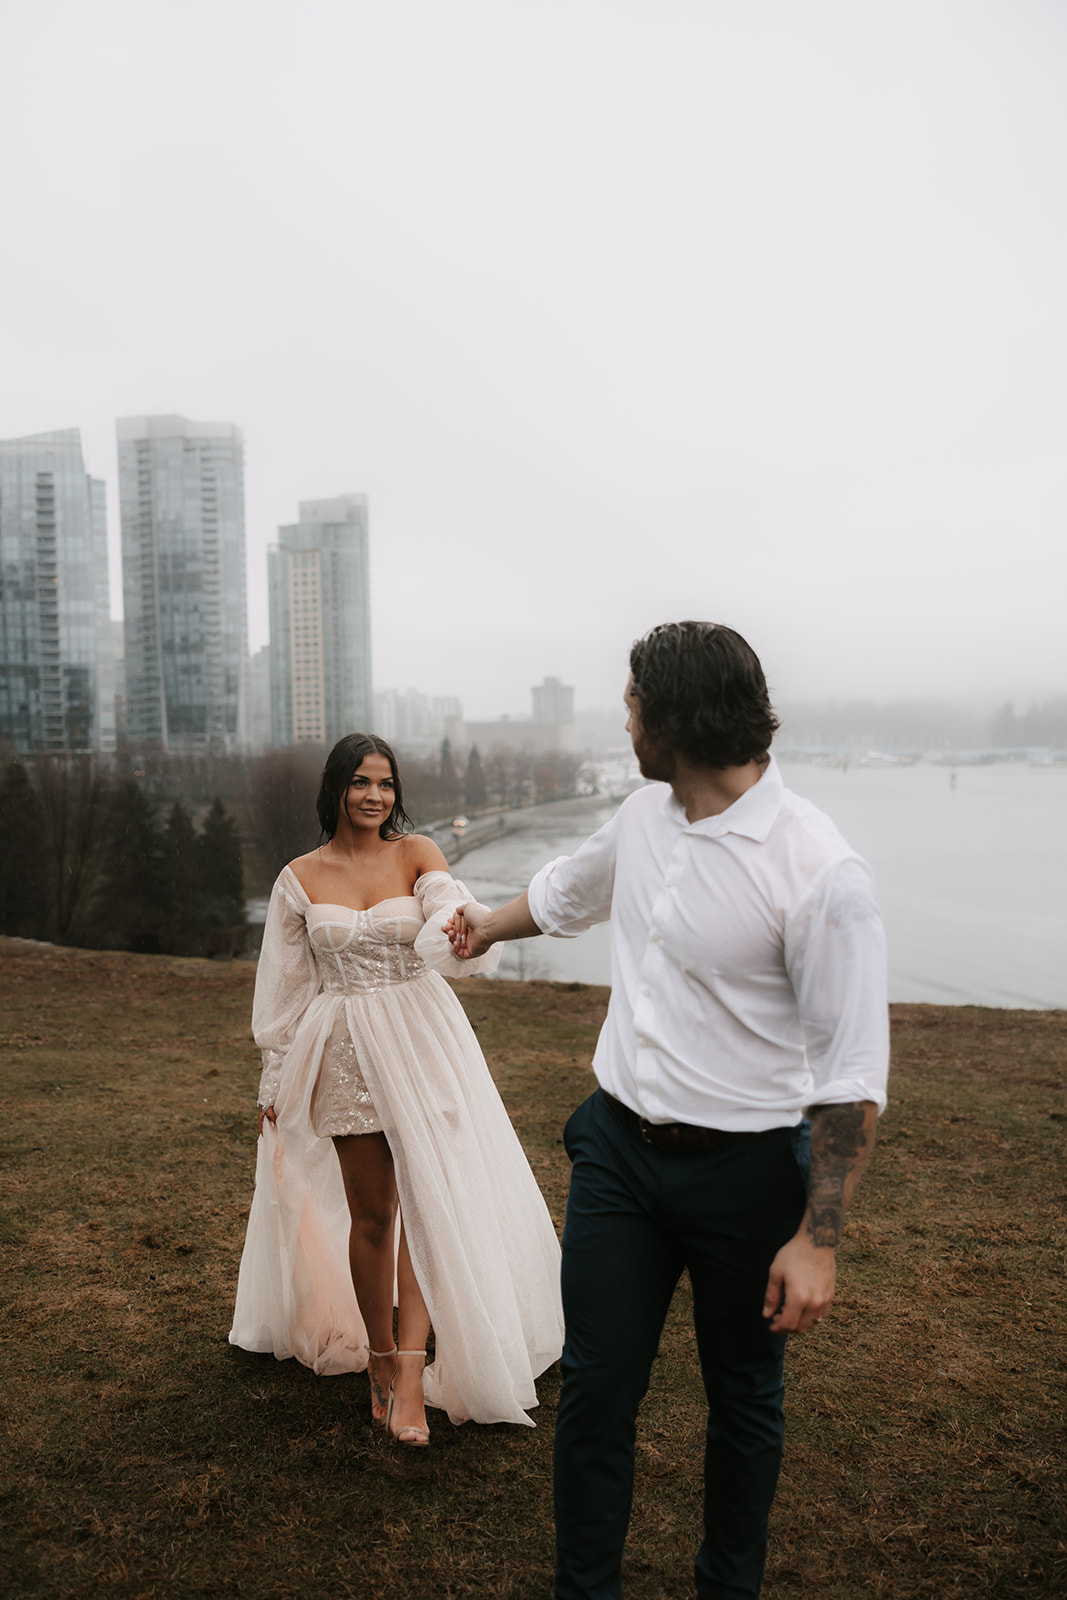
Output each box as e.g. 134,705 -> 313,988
2,0 -> 1064,719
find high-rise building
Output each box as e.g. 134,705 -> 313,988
268,495 -> 371,747
246,644 -> 272,753
117,415 -> 247,753
0,428 -> 116,753
531,675 -> 575,732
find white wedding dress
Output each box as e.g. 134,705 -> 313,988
229,867 -> 564,1426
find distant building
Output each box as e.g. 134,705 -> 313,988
462,676 -> 576,754
117,414 -> 247,753
268,495 -> 371,747
110,619 -> 127,746
246,644 -> 272,753
0,428 -> 116,753
373,687 -> 463,754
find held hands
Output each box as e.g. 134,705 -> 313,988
444,901 -> 493,960
762,1232 -> 837,1334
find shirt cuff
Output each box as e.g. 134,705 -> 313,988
257,1048 -> 285,1108
804,1076 -> 888,1117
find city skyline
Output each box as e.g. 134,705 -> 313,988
4,407 -> 1064,753
2,3 -> 1064,722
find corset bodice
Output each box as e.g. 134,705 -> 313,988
307,900 -> 429,995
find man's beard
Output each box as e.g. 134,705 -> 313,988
634,734 -> 676,783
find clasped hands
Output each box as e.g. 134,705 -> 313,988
444,902 -> 492,960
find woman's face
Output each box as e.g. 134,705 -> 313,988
341,753 -> 396,831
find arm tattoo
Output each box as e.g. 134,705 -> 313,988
805,1102 -> 870,1248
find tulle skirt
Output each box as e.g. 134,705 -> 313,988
229,968 -> 564,1425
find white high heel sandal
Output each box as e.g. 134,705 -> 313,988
386,1349 -> 430,1446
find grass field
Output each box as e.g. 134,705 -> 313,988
1,937 -> 1064,1598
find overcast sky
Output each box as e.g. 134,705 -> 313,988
2,0 -> 1064,718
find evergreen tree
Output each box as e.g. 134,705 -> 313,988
162,801 -> 203,954
0,761 -> 49,938
98,778 -> 166,952
198,797 -> 245,927
463,745 -> 487,810
439,737 -> 460,811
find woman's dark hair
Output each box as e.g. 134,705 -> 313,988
629,621 -> 780,768
316,733 -> 414,842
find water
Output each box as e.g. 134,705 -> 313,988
454,764 -> 1067,1009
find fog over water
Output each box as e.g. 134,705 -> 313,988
455,764 -> 1067,1009
2,1 -> 1065,718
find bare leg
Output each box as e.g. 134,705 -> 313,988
333,1132 -> 400,1416
390,1215 -> 431,1442
332,1132 -> 431,1439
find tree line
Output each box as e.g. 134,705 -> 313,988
245,740 -> 585,882
777,695 -> 1067,753
0,740 -> 585,954
0,758 -> 245,956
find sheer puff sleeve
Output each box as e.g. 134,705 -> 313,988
413,871 -> 503,979
251,868 -> 319,1107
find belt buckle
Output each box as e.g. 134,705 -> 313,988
639,1118 -> 656,1146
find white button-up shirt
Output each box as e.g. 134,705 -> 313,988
526,757 -> 889,1132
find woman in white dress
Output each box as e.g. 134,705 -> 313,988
229,734 -> 564,1444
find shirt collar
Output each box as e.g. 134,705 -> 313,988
664,754 -> 784,842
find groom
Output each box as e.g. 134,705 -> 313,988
448,621 -> 889,1600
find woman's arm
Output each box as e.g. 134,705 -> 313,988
252,871 -> 319,1128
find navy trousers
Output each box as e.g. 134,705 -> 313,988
554,1090 -> 808,1600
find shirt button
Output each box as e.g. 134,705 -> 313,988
643,988 -> 651,997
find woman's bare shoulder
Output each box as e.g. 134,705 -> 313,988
398,833 -> 450,875
285,849 -> 326,895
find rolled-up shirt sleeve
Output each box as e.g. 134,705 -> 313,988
527,812 -> 619,937
785,855 -> 890,1115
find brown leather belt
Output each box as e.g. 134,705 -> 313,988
600,1089 -> 738,1153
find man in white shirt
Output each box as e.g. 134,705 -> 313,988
448,621 -> 889,1600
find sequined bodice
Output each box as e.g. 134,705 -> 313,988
307,899 -> 429,994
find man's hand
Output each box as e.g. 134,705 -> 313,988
444,891 -> 541,957
445,902 -> 493,960
762,1235 -> 836,1333
762,1100 -> 877,1335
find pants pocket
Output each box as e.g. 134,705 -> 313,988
562,1091 -> 597,1161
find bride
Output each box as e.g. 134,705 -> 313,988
229,733 -> 564,1444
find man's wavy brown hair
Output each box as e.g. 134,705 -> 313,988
629,621 -> 779,769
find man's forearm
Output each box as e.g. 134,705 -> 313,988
480,891 -> 542,945
803,1100 -> 878,1246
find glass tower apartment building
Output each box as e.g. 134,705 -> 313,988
268,495 -> 371,747
117,415 -> 247,753
0,428 -> 116,753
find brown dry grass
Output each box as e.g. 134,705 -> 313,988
0,939 -> 1064,1597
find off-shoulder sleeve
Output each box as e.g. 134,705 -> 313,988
413,871 -> 503,979
251,869 -> 319,1106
